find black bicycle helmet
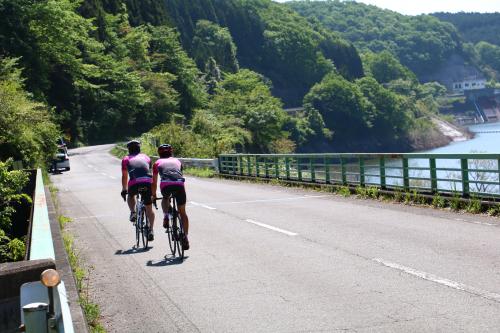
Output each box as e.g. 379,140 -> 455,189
126,140 -> 140,148
157,144 -> 173,158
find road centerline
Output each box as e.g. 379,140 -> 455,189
190,201 -> 216,210
372,258 -> 500,303
245,219 -> 298,236
205,194 -> 331,206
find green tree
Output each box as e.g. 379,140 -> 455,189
210,69 -> 288,152
303,73 -> 368,142
0,160 -> 30,263
363,51 -> 416,84
192,20 -> 239,73
0,58 -> 59,166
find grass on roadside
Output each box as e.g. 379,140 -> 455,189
183,167 -> 215,178
60,215 -> 106,333
48,172 -> 106,332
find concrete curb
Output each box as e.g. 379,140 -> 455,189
45,186 -> 89,333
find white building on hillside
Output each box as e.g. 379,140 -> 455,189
452,76 -> 487,94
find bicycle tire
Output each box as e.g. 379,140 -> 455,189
135,214 -> 140,248
139,208 -> 147,248
143,213 -> 149,249
177,214 -> 185,261
166,214 -> 176,255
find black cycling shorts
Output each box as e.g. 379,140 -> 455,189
128,183 -> 153,205
161,185 -> 187,206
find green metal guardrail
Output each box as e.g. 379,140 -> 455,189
218,153 -> 500,199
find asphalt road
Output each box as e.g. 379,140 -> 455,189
51,144 -> 500,332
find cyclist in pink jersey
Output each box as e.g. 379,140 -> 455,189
121,140 -> 156,241
152,144 -> 189,250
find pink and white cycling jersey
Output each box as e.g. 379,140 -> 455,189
153,157 -> 185,190
121,153 -> 152,186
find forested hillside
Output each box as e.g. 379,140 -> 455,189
83,0 -> 364,106
0,0 -> 452,156
433,12 -> 500,47
432,12 -> 500,78
288,0 -> 463,78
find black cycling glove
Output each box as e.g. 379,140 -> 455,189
121,190 -> 127,201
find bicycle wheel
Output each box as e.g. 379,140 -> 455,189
177,214 -> 185,261
139,208 -> 147,248
143,213 -> 149,249
135,211 -> 141,248
135,198 -> 141,247
166,213 -> 176,256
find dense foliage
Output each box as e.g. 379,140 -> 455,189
288,0 -> 462,78
433,12 -> 500,47
154,0 -> 364,106
0,160 -> 29,263
0,58 -> 59,166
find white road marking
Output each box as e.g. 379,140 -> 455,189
109,176 -> 117,180
87,164 -> 93,168
454,218 -> 497,227
245,219 -> 298,236
72,214 -> 117,220
190,201 -> 216,210
372,258 -> 500,303
207,195 -> 331,205
101,172 -> 107,176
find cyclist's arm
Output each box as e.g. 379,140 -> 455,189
152,172 -> 158,198
122,169 -> 128,191
151,162 -> 158,198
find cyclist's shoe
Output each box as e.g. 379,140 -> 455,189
163,214 -> 169,228
129,211 -> 137,223
181,235 -> 190,250
148,231 -> 154,241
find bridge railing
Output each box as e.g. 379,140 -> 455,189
218,153 -> 500,199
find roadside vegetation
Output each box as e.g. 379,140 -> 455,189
60,216 -> 106,333
47,171 -> 106,333
0,160 -> 31,263
221,174 -> 500,217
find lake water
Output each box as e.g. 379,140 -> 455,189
425,122 -> 500,154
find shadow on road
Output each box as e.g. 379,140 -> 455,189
115,247 -> 152,255
146,256 -> 188,267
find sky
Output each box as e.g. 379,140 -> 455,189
274,0 -> 500,15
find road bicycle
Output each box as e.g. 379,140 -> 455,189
133,186 -> 151,249
162,195 -> 185,261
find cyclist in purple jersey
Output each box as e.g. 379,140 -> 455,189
121,140 -> 156,241
152,144 -> 190,250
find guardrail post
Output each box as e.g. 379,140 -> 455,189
256,156 -> 260,177
402,157 -> 409,191
238,156 -> 243,176
275,157 -> 279,178
265,157 -> 269,178
498,158 -> 500,194
380,156 -> 386,189
298,157 -> 302,181
232,156 -> 236,175
359,157 -> 365,187
324,157 -> 330,183
218,157 -> 223,174
461,158 -> 470,197
285,157 -> 290,180
430,158 -> 437,193
340,157 -> 347,185
247,155 -> 252,176
310,158 -> 315,182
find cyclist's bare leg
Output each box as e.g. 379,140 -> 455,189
178,204 -> 189,236
161,196 -> 170,216
145,204 -> 155,229
127,195 -> 136,212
